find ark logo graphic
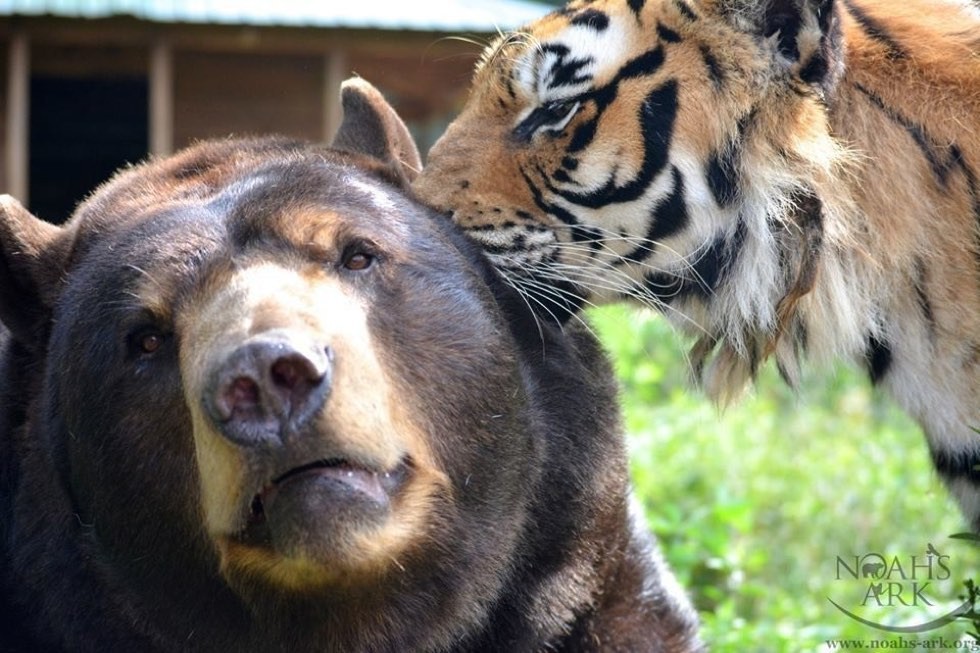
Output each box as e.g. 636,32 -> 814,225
828,540 -> 973,633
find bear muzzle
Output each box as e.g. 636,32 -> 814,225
203,330 -> 334,447
179,263 -> 442,584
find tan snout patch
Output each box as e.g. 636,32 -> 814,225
177,262 -> 449,587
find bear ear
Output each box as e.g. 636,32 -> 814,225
0,195 -> 66,347
331,77 -> 423,187
717,0 -> 843,92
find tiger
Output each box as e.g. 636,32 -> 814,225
411,0 -> 980,528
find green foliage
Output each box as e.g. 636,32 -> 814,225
588,305 -> 978,651
959,578 -> 980,642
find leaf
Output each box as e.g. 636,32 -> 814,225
950,532 -> 980,543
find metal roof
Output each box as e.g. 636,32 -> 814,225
0,0 -> 553,31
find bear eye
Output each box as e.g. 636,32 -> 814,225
140,333 -> 164,354
128,327 -> 169,358
341,248 -> 376,272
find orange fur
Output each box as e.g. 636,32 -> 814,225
414,0 -> 980,526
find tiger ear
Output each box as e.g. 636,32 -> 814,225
720,0 -> 844,92
331,77 -> 423,186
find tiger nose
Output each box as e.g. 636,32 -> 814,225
204,331 -> 333,447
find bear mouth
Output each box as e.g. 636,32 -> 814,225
239,457 -> 409,547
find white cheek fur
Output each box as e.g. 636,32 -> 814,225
514,15 -> 630,112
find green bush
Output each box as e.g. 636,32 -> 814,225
589,305 -> 978,651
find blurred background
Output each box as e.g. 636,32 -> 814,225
0,0 -> 560,223
0,1 -> 974,650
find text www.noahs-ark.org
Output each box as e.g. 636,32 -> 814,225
825,637 -> 980,650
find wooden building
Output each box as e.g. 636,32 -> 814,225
0,1 -> 547,222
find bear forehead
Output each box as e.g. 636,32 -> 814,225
90,159 -> 416,250
68,161 -> 425,308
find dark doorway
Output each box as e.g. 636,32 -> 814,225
29,76 -> 148,224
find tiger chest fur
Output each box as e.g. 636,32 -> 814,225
413,0 -> 980,527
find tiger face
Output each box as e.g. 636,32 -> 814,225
415,0 -> 843,327
415,0 -> 980,530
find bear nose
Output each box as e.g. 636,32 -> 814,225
205,332 -> 333,447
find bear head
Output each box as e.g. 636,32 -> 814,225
0,79 -> 700,652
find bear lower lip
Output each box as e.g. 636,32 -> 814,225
236,459 -> 410,562
246,459 -> 408,528
270,459 -> 398,506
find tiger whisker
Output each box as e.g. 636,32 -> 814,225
558,223 -> 723,291
551,225 -> 705,271
477,31 -> 539,75
516,271 -> 603,312
561,221 -> 709,262
492,254 -> 609,339
496,271 -> 550,344
504,276 -> 572,334
509,276 -> 601,341
431,35 -> 495,49
549,232 -> 703,273
531,267 -> 711,371
490,245 -> 712,338
551,242 -> 677,276
550,237 -> 716,300
493,253 -> 604,313
531,261 -> 712,337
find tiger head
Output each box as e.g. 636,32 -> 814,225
414,0 -> 853,398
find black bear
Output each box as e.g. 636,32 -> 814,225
0,79 -> 702,652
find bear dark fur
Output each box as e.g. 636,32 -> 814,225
0,79 -> 701,652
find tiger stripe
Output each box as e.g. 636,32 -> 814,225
415,0 -> 980,529
841,0 -> 907,59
